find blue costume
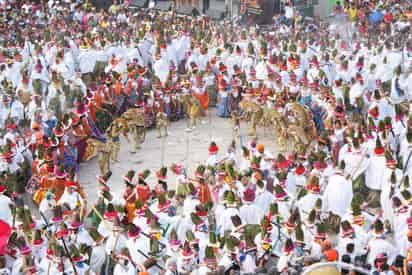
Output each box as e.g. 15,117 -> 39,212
216,89 -> 230,117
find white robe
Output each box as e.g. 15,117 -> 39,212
255,61 -> 268,80
375,62 -> 392,83
206,154 -> 219,167
78,50 -> 97,74
89,244 -> 106,274
113,263 -> 136,275
239,203 -> 262,225
126,237 -> 150,266
177,256 -> 196,274
182,197 -> 199,217
30,56 -> 50,83
217,207 -> 240,236
132,216 -> 150,235
322,172 -> 353,217
401,144 -> 412,178
254,190 -> 272,214
343,149 -> 369,181
367,238 -> 397,265
297,193 -> 321,221
393,208 -> 409,256
58,190 -> 82,210
381,168 -> 402,225
105,232 -> 127,255
242,254 -> 257,273
337,225 -> 368,256
9,100 -> 24,122
349,82 -> 364,105
364,154 -> 386,191
7,62 -> 22,88
0,195 -> 12,224
390,76 -> 407,104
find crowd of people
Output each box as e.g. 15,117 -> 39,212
0,0 -> 411,274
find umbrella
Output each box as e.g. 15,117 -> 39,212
0,219 -> 11,256
368,10 -> 384,24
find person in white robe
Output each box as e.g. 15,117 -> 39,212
343,141 -> 369,184
375,57 -> 393,83
297,181 -> 321,222
239,188 -> 262,225
364,139 -> 386,205
390,71 -> 407,104
88,230 -> 107,275
322,165 -> 353,218
9,99 -> 24,125
367,235 -> 397,266
337,220 -> 368,257
78,49 -> 97,76
58,184 -> 84,210
153,54 -> 169,84
105,227 -> 127,257
6,61 -> 22,88
349,77 -> 365,106
0,185 -> 11,224
254,181 -> 272,214
217,198 -> 240,237
126,226 -> 150,268
113,257 -> 136,275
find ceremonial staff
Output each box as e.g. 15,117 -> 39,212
137,249 -> 166,271
140,231 -> 167,248
38,211 -> 52,239
90,206 -> 167,248
61,237 -> 78,275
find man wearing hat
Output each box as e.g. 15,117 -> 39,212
105,217 -> 127,274
206,142 -> 219,167
322,161 -> 353,232
255,177 -> 273,214
113,247 -> 137,275
87,227 -> 107,274
58,180 -> 85,211
256,144 -> 274,177
9,95 -> 24,128
175,183 -> 199,240
67,243 -> 91,275
68,211 -> 94,247
392,194 -> 410,256
217,190 -> 240,237
165,228 -> 182,261
364,137 -> 387,207
239,188 -> 262,225
218,235 -> 240,272
367,219 -> 397,266
31,53 -> 49,96
172,163 -> 187,197
297,175 -> 322,221
337,219 -> 367,258
177,241 -> 196,274
381,152 -> 402,225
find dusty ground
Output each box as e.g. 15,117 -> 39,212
78,109 -> 280,200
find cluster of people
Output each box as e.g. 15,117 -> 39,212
0,0 -> 411,274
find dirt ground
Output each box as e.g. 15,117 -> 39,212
78,109 -> 280,200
